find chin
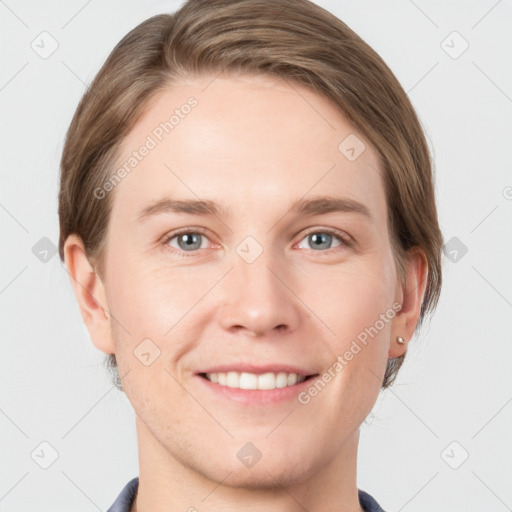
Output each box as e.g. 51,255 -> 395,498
207,441 -> 323,489
218,460 -> 315,491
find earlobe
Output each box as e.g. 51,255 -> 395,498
389,248 -> 428,358
63,234 -> 115,355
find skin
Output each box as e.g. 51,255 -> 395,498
64,72 -> 427,512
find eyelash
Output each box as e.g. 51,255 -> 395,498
161,227 -> 353,257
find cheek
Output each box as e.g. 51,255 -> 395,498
105,253 -> 205,331
310,252 -> 397,387
300,264 -> 395,426
104,256 -> 225,381
313,252 -> 397,332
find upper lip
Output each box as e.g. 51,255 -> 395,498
197,363 -> 318,377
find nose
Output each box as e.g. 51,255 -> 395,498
217,249 -> 301,338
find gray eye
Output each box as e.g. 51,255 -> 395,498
169,232 -> 207,251
298,232 -> 344,251
308,233 -> 334,250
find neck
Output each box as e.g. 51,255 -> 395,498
132,415 -> 365,512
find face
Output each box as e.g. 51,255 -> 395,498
91,73 -> 406,486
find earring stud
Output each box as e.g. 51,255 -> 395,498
396,336 -> 405,344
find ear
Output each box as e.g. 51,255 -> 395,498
389,248 -> 428,358
63,234 -> 115,355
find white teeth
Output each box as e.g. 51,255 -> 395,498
258,372 -> 275,390
287,373 -> 297,386
205,371 -> 307,390
275,372 -> 288,388
226,371 -> 239,388
239,372 -> 258,389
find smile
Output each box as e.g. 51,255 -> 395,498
200,371 -> 315,390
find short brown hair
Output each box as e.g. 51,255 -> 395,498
58,0 -> 443,390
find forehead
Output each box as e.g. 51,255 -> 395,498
110,73 -> 386,222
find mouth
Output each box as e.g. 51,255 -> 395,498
198,371 -> 318,391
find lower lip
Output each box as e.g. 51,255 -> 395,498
196,375 -> 317,405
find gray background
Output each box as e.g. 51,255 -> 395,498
1,0 -> 511,510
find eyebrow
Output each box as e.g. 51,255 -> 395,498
137,195 -> 372,222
